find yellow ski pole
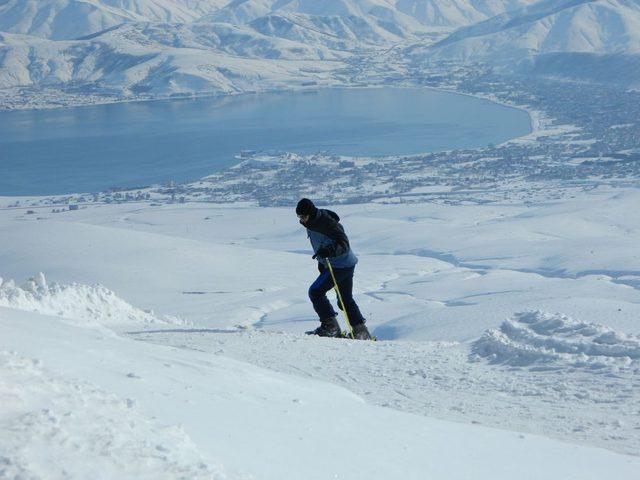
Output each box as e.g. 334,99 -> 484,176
325,257 -> 355,339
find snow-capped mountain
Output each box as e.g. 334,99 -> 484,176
122,20 -> 349,59
0,0 -> 539,42
433,0 -> 640,57
3,0 -> 640,105
246,12 -> 409,47
206,0 -> 430,39
412,0 -> 640,85
0,25 -> 345,96
391,0 -> 537,27
210,0 -> 538,31
0,0 -> 229,40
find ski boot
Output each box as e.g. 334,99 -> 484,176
306,316 -> 342,338
351,322 -> 372,340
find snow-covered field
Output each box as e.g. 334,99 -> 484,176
2,182 -> 640,478
2,2 -> 640,477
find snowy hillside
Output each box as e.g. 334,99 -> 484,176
207,0 -> 429,37
0,26 -> 344,96
210,0 -> 537,30
0,0 -> 538,48
392,0 -> 537,27
3,1 -> 640,477
246,12 -> 409,47
414,0 -> 640,85
4,306 -> 639,479
2,184 -> 640,477
0,0 -> 229,40
116,20 -> 349,59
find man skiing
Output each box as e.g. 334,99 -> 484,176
296,198 -> 372,340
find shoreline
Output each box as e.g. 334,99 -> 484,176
0,84 -> 536,200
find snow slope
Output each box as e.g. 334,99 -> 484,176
415,0 -> 640,85
3,187 -> 640,339
208,0 -> 425,34
0,349 -> 225,480
392,0 -> 538,27
134,19 -> 351,58
2,182 -> 640,475
246,12 -> 409,47
140,315 -> 640,456
210,0 -> 538,30
0,218 -> 305,327
2,307 -> 640,479
0,27 -> 343,95
0,0 -> 229,40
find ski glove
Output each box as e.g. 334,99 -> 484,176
312,247 -> 332,260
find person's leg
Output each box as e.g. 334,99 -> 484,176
333,267 -> 366,326
308,268 -> 338,320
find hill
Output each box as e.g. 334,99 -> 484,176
0,0 -> 228,40
411,0 -> 640,86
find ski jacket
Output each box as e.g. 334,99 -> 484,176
304,209 -> 358,269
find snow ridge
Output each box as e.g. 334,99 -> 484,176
472,311 -> 640,371
0,273 -> 177,327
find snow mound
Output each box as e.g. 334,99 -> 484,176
0,351 -> 226,479
0,273 -> 179,327
472,311 -> 640,371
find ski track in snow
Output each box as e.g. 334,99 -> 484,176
129,325 -> 640,457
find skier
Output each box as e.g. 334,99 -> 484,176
296,198 -> 372,340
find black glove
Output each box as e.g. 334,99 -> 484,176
312,247 -> 331,260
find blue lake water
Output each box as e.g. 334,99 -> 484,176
0,88 -> 531,196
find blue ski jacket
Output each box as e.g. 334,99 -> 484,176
304,209 -> 358,269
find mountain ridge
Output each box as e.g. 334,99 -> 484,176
410,0 -> 640,86
0,0 -> 229,40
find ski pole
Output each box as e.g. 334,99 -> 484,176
325,258 -> 355,339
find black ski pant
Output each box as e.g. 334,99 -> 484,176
308,264 -> 366,325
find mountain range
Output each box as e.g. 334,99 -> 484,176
0,1 -> 228,39
0,1 -> 539,40
413,0 -> 640,85
0,0 -> 637,105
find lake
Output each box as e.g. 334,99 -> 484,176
0,88 -> 531,196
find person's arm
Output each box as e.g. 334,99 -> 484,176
312,217 -> 350,258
